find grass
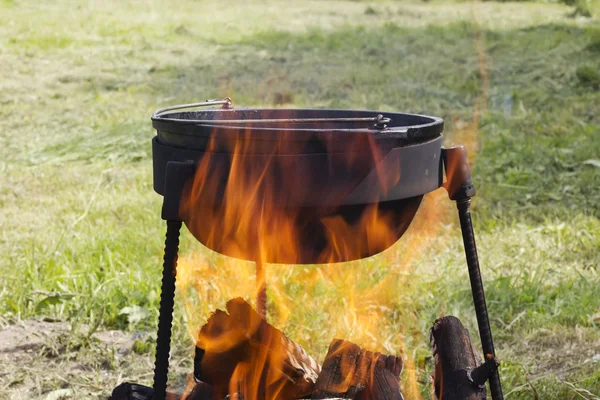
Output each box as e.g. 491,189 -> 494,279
0,0 -> 599,398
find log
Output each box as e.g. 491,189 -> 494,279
430,316 -> 497,400
182,379 -> 214,400
312,339 -> 404,400
194,298 -> 320,400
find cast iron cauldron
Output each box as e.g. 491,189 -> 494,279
152,99 -> 444,263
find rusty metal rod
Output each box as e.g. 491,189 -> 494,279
456,199 -> 503,400
152,220 -> 182,400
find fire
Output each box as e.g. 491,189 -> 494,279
178,125 -> 416,266
174,33 -> 487,394
173,119 -> 426,399
191,298 -> 319,399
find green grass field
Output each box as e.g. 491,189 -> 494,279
1,0 -> 599,398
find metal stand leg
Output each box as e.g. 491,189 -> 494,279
456,199 -> 503,400
443,146 -> 503,399
152,220 -> 182,400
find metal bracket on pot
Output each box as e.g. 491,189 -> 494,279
160,161 -> 196,221
441,146 -> 476,201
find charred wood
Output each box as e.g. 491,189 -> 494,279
182,379 -> 214,400
311,339 -> 403,400
193,298 -> 320,400
430,316 -> 487,400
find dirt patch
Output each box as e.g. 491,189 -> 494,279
0,320 -> 190,400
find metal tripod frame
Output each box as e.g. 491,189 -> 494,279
151,149 -> 504,400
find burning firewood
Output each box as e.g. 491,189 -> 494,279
430,316 -> 498,400
311,339 -> 404,400
193,298 -> 321,400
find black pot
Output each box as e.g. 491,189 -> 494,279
152,104 -> 444,264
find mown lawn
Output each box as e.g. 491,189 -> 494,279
1,0 -> 599,399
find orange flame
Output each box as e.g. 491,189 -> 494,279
174,118 -> 426,398
178,125 -> 416,266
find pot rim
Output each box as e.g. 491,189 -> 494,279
151,107 -> 444,142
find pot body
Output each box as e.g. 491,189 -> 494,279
152,108 -> 445,263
